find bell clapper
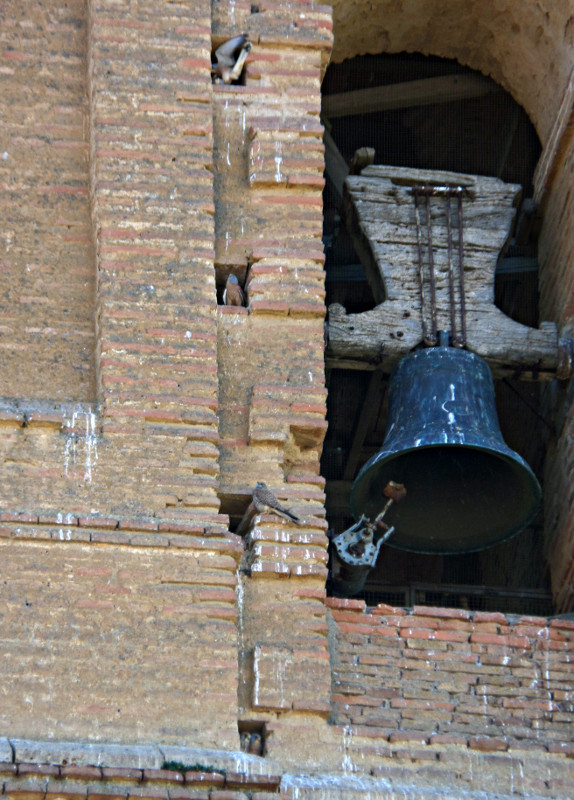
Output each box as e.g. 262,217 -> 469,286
329,481 -> 406,597
373,480 -> 407,529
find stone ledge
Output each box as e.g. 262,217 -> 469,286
0,740 -> 12,764
0,519 -> 240,553
1,741 -> 282,788
9,741 -> 163,770
0,399 -> 97,428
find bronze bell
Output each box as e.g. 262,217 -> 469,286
349,342 -> 541,553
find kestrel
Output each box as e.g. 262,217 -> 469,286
247,732 -> 263,755
212,34 -> 252,84
223,274 -> 245,306
252,481 -> 302,525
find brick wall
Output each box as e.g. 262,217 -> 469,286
328,598 -> 574,787
213,1 -> 332,510
90,0 -> 223,525
0,0 -> 225,523
0,0 -> 95,401
211,0 -> 335,759
0,523 -> 243,748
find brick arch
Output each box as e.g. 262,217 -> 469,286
329,0 -> 573,145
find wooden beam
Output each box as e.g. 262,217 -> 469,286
323,125 -> 349,198
325,257 -> 538,283
343,370 -> 385,482
322,73 -> 500,119
326,165 -> 570,380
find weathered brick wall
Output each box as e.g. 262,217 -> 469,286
0,523 -> 243,748
0,0 -> 335,757
0,0 -> 95,401
328,598 -> 574,791
0,1 -> 573,797
90,0 -> 223,525
0,0 -> 224,523
211,0 -> 335,762
0,0 -> 236,750
213,1 -> 331,508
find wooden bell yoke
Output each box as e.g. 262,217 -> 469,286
326,165 -> 573,380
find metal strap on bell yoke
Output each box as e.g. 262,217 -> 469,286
412,185 -> 467,348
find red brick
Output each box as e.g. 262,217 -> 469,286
413,606 -> 471,620
78,517 -> 119,529
468,736 -> 509,752
183,772 -> 225,786
336,622 -> 380,635
101,769 -> 143,782
433,630 -> 470,643
142,770 -> 183,784
470,633 -> 531,648
61,766 -> 103,780
371,604 -> 408,616
389,731 -> 429,744
17,765 -> 60,777
399,628 -> 437,640
472,612 -> 508,624
326,597 -> 366,610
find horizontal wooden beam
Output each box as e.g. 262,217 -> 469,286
325,257 -> 538,283
322,73 -> 501,119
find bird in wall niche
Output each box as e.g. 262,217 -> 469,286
223,274 -> 245,306
247,732 -> 263,755
252,481 -> 302,525
212,34 -> 252,84
240,730 -> 263,755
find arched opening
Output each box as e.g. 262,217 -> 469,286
322,51 -> 556,614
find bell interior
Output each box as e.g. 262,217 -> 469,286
350,444 -> 541,554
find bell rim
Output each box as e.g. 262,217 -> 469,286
349,441 -> 542,554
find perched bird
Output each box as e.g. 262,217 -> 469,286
223,274 -> 245,306
240,731 -> 251,752
252,481 -> 302,525
247,732 -> 263,755
212,34 -> 252,84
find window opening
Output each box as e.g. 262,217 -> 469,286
322,52 -> 552,614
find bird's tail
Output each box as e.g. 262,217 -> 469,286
284,508 -> 302,526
